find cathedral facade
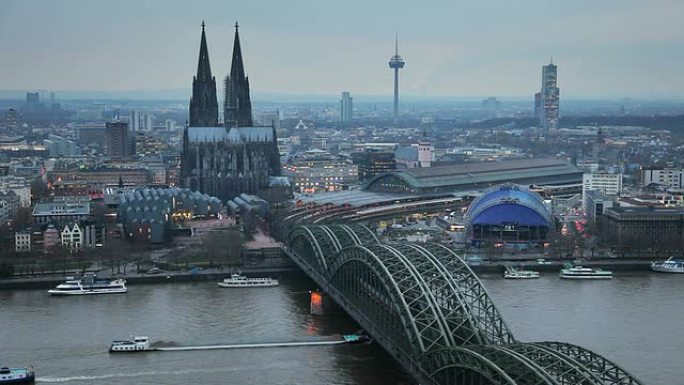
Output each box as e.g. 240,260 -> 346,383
181,23 -> 281,201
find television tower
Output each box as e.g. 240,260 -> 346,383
388,33 -> 405,118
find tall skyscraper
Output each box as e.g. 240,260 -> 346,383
534,92 -> 542,120
340,91 -> 353,123
105,122 -> 131,157
165,119 -> 176,132
25,92 -> 40,110
189,21 -> 219,127
144,113 -> 154,131
388,33 -> 405,119
128,111 -> 154,131
129,110 -> 141,132
539,59 -> 560,131
224,22 -> 253,128
482,97 -> 501,119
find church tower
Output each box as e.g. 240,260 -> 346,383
189,21 -> 219,127
182,22 -> 283,201
224,22 -> 254,128
593,126 -> 607,159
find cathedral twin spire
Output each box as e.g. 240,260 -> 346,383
189,21 -> 252,128
196,21 -> 213,82
189,21 -> 218,127
224,22 -> 253,128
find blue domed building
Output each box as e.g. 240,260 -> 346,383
465,184 -> 553,246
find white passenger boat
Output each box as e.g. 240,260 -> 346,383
559,265 -> 612,280
218,274 -> 279,288
109,336 -> 151,353
0,367 -> 34,384
651,257 -> 684,274
48,273 -> 127,295
504,267 -> 540,279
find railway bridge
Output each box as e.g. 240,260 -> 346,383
284,224 -> 643,385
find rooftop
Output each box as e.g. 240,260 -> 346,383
187,126 -> 273,143
299,190 -> 422,207
606,206 -> 684,218
33,202 -> 90,216
366,158 -> 583,191
297,189 -> 477,208
395,146 -> 418,161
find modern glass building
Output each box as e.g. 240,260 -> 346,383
352,149 -> 396,182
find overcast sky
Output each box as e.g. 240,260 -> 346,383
1,0 -> 683,99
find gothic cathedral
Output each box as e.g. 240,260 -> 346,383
181,22 -> 281,201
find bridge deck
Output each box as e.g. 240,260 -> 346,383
283,224 -> 644,385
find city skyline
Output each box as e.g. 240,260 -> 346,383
1,2 -> 683,383
1,0 -> 683,100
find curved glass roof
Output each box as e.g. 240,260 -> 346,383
466,184 -> 553,227
364,158 -> 583,193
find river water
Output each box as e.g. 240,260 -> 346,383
0,272 -> 681,384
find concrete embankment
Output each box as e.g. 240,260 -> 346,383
470,260 -> 653,274
0,259 -> 657,290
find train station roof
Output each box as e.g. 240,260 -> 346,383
298,190 -> 423,207
365,158 -> 582,194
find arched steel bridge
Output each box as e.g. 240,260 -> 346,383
285,224 -> 643,385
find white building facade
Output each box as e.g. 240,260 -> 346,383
582,172 -> 623,208
15,232 -> 31,252
640,168 -> 684,189
583,173 -> 623,196
61,223 -> 83,250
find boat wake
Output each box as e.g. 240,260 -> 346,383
149,340 -> 178,348
37,366 -> 246,383
36,350 -> 108,361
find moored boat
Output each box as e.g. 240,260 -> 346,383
342,334 -> 371,344
0,367 -> 34,384
559,264 -> 612,280
651,257 -> 684,274
48,273 -> 127,296
109,336 -> 151,353
504,266 -> 540,279
218,274 -> 279,288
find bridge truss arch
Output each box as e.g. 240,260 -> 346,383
288,224 -> 379,276
285,225 -> 643,385
422,342 -> 643,385
329,244 -> 454,356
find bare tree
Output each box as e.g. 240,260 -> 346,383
11,207 -> 32,230
30,177 -> 49,202
188,229 -> 245,268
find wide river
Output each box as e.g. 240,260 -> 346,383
1,272 -> 681,384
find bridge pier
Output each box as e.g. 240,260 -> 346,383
309,290 -> 339,315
